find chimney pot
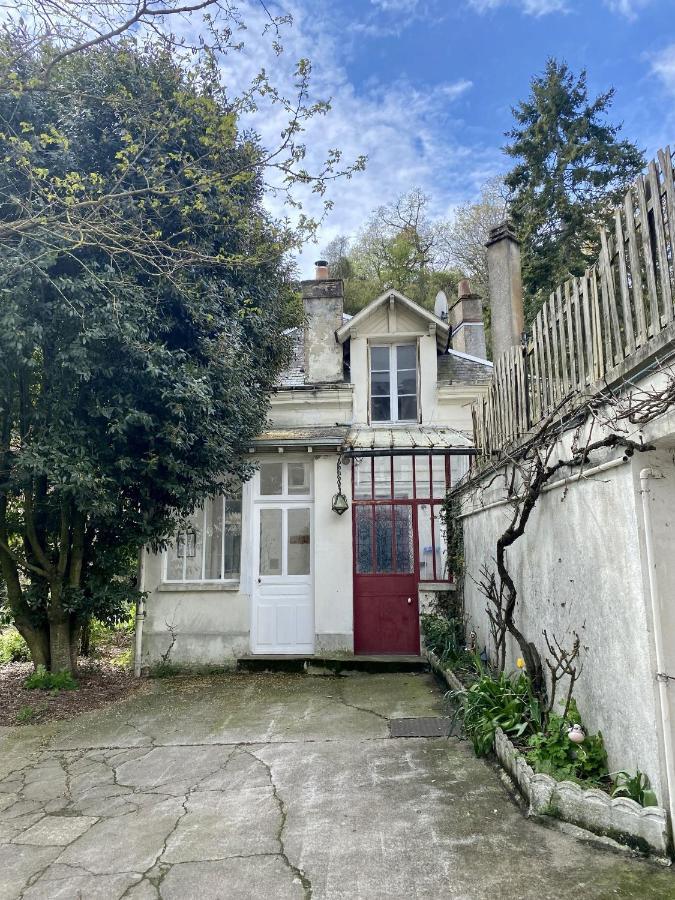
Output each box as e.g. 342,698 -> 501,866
314,259 -> 329,280
458,278 -> 472,300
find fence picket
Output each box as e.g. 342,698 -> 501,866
648,160 -> 673,324
572,278 -> 584,390
564,281 -> 576,391
614,207 -> 635,356
657,147 -> 675,325
600,227 -> 623,364
636,174 -> 661,337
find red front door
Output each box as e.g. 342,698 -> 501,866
353,502 -> 420,655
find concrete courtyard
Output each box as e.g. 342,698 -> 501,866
0,671 -> 673,900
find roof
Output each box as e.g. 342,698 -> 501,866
342,425 -> 474,455
335,289 -> 450,351
437,350 -> 493,386
251,426 -> 350,450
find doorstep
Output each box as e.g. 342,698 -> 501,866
236,654 -> 429,674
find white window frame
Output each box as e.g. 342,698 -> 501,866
164,490 -> 242,584
369,342 -> 418,424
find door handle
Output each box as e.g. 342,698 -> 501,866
407,597 -> 412,604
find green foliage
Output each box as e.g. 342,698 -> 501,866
24,665 -> 78,692
150,662 -> 181,679
526,699 -> 608,784
0,628 -> 30,664
420,614 -> 464,665
0,39 -> 302,671
505,59 -> 645,321
15,705 -> 45,724
611,771 -> 658,807
451,670 -> 543,757
109,648 -> 133,671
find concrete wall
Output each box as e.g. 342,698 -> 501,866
460,431 -> 675,806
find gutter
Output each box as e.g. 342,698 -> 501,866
639,467 -> 675,843
134,548 -> 146,678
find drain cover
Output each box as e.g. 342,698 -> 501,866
389,717 -> 453,738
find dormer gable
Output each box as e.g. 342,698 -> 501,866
335,289 -> 450,352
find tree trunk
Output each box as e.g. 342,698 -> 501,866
49,615 -> 74,674
80,621 -> 91,657
14,619 -> 50,669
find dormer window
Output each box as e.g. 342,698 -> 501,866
370,343 -> 418,423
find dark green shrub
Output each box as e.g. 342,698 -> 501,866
450,670 -> 543,756
420,614 -> 464,665
0,628 -> 30,664
24,665 -> 78,692
526,700 -> 608,784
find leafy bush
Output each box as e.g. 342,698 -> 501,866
611,770 -> 658,807
420,614 -> 464,664
24,665 -> 78,692
450,670 -> 543,756
0,628 -> 30,664
109,648 -> 133,670
526,700 -> 608,784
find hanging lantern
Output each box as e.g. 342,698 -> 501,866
332,456 -> 349,515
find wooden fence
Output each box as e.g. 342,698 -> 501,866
474,146 -> 675,459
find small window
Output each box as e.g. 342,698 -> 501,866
370,343 -> 417,423
166,485 -> 242,582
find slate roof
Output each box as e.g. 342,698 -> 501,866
437,350 -> 493,385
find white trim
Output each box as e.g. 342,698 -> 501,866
369,342 -> 418,425
446,348 -> 493,366
336,288 -> 450,345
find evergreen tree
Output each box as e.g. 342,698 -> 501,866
505,59 -> 645,321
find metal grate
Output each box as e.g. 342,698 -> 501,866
389,717 -> 454,738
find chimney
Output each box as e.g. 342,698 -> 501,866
449,279 -> 487,360
485,221 -> 524,361
314,259 -> 329,280
300,270 -> 344,384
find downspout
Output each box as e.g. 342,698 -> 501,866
639,467 -> 675,840
134,548 -> 146,678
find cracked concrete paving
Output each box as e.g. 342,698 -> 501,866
1,672 -> 674,900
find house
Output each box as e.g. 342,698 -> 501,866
138,248 -> 499,667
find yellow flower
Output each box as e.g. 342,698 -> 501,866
516,657 -> 525,669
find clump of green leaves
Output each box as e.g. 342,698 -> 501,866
450,671 -> 542,756
421,614 -> 465,665
611,771 -> 658,807
0,628 -> 30,664
526,700 -> 608,784
15,705 -> 45,724
24,665 -> 78,692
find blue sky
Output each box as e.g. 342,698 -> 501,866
222,0 -> 675,275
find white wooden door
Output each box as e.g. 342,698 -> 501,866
251,461 -> 314,654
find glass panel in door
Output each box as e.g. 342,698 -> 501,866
287,508 -> 311,575
259,508 -> 282,575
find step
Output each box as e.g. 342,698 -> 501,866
236,654 -> 429,675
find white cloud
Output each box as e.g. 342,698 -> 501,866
651,43 -> 675,94
370,0 -> 422,10
212,1 -> 493,277
468,0 -> 567,15
604,0 -> 652,20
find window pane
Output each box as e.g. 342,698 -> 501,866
397,371 -> 416,396
375,506 -> 393,574
260,462 -> 283,495
223,492 -> 241,578
394,506 -> 413,574
371,346 -> 390,370
371,373 -> 391,396
432,456 -> 448,499
393,455 -> 414,498
433,505 -> 448,581
356,506 -> 373,574
374,456 -> 391,498
204,496 -> 223,579
184,512 -> 203,581
398,395 -> 417,421
371,395 -> 390,422
417,503 -> 433,580
166,538 -> 184,580
260,508 -> 282,575
397,344 -> 416,370
287,508 -> 310,575
415,456 -> 431,498
353,457 -> 372,499
288,462 -> 310,495
450,454 -> 470,486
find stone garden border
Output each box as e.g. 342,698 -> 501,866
424,647 -> 671,858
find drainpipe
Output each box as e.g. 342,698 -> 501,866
639,467 -> 675,839
134,548 -> 146,678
